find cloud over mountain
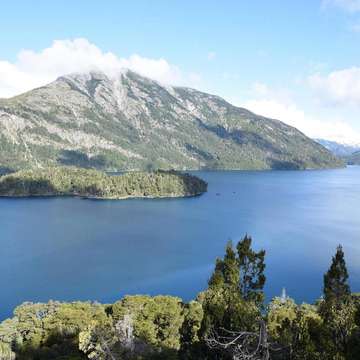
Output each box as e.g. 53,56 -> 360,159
0,38 -> 200,98
308,67 -> 360,107
240,81 -> 360,145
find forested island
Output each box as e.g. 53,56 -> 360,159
0,236 -> 359,360
0,167 -> 207,199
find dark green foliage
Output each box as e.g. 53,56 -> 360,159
208,241 -> 239,291
0,167 -> 207,199
179,301 -> 203,359
111,295 -> 185,351
323,245 -> 350,304
319,246 -> 357,359
237,235 -> 266,305
0,301 -> 107,360
57,150 -> 120,169
267,298 -> 323,359
200,236 -> 265,358
0,298 -> 203,360
1,238 -> 360,359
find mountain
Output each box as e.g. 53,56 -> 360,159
348,151 -> 360,165
315,139 -> 360,158
0,70 -> 342,171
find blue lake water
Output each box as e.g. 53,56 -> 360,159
1,167 -> 360,320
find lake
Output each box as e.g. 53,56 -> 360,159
1,166 -> 360,320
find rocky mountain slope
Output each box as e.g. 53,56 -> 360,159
0,70 -> 342,171
348,151 -> 360,165
315,138 -> 360,158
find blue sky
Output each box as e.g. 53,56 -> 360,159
1,0 -> 360,143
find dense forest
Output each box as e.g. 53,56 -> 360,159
0,167 -> 207,199
0,236 -> 359,359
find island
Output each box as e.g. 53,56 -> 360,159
0,167 -> 207,199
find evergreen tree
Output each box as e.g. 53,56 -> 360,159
237,235 -> 266,306
323,245 -> 350,304
320,245 -> 356,359
201,236 -> 265,339
208,258 -> 225,289
208,241 -> 239,291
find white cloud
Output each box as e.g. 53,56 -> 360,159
238,83 -> 360,145
308,67 -> 360,106
322,0 -> 360,12
0,38 -> 200,98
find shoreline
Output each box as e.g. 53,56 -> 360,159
0,190 -> 206,200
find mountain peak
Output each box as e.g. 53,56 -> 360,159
0,71 -> 343,171
57,68 -> 132,82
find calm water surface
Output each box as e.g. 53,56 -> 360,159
1,167 -> 360,319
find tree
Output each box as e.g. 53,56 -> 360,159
206,320 -> 271,360
323,245 -> 350,305
179,301 -> 204,359
0,341 -> 15,360
208,241 -> 239,291
200,236 -> 266,359
320,245 -> 356,359
267,297 -> 322,359
79,320 -> 120,360
237,235 -> 266,306
207,236 -> 266,306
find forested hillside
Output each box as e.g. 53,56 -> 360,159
1,236 -> 359,359
0,70 -> 342,171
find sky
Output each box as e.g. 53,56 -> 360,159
1,0 -> 360,144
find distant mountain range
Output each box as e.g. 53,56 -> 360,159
314,139 -> 360,157
0,70 -> 343,172
348,151 -> 360,165
315,139 -> 360,165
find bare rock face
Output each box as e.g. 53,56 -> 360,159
0,69 -> 342,171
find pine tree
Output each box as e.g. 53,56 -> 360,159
320,245 -> 355,359
323,245 -> 350,304
208,241 -> 240,291
202,236 -> 266,340
237,235 -> 266,306
208,258 -> 225,289
223,241 -> 240,288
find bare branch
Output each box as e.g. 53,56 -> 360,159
205,320 -> 271,360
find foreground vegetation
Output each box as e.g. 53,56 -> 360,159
0,167 -> 207,199
0,236 -> 359,359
